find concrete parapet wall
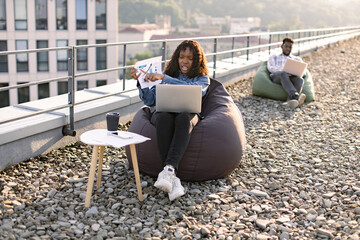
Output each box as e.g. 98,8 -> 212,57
0,81 -> 143,170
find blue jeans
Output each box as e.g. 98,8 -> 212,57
270,71 -> 304,99
151,112 -> 199,170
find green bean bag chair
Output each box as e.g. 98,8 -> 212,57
252,61 -> 315,102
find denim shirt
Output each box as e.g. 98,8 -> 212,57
137,73 -> 210,107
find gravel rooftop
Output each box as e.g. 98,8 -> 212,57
1,38 -> 360,240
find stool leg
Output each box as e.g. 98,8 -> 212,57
96,146 -> 105,189
85,146 -> 99,208
129,144 -> 143,201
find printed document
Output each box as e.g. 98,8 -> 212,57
134,56 -> 162,89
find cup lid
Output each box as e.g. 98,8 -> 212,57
106,112 -> 119,116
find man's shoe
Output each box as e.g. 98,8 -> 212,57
168,177 -> 185,201
154,166 -> 175,193
297,93 -> 306,107
282,99 -> 298,109
289,91 -> 299,100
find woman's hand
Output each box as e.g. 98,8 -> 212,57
144,73 -> 164,82
130,67 -> 141,80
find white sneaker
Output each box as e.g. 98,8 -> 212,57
282,99 -> 298,109
168,177 -> 185,201
297,93 -> 306,107
154,166 -> 175,193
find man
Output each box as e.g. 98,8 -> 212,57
267,36 -> 306,109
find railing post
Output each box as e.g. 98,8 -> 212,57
213,38 -> 217,79
298,32 -> 301,56
162,41 -> 167,71
231,37 -> 235,64
268,34 -> 272,55
258,35 -> 261,54
62,46 -> 76,136
246,36 -> 250,61
122,44 -> 126,91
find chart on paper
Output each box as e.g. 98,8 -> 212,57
134,56 -> 162,89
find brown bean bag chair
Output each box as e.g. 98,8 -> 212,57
125,79 -> 246,181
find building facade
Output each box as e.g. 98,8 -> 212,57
0,0 -> 118,107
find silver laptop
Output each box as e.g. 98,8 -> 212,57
156,84 -> 202,113
282,58 -> 308,77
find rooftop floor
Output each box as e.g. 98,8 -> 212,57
0,38 -> 359,239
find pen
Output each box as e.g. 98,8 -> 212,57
144,63 -> 152,74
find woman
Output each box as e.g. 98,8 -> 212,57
130,40 -> 210,201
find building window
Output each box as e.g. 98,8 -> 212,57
18,82 -> 29,104
77,80 -> 88,91
96,80 -> 107,87
0,41 -> 8,72
58,81 -> 68,95
0,0 -> 6,30
0,83 -> 9,108
96,0 -> 106,30
56,0 -> 67,30
57,40 -> 68,71
38,83 -> 49,99
37,40 -> 49,72
14,0 -> 27,30
76,40 -> 87,71
16,40 -> 28,72
96,40 -> 106,70
35,0 -> 47,30
76,0 -> 87,30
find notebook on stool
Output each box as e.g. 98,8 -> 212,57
282,58 -> 308,77
156,84 -> 202,113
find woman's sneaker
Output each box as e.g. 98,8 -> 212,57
154,166 -> 175,193
168,177 -> 185,201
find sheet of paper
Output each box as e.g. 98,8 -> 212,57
80,129 -> 150,148
134,56 -> 162,89
106,131 -> 151,149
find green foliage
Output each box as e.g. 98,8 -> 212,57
135,51 -> 153,61
118,0 -> 185,26
268,15 -> 304,31
118,0 -> 360,31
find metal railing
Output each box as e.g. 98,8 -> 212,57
0,26 -> 359,135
